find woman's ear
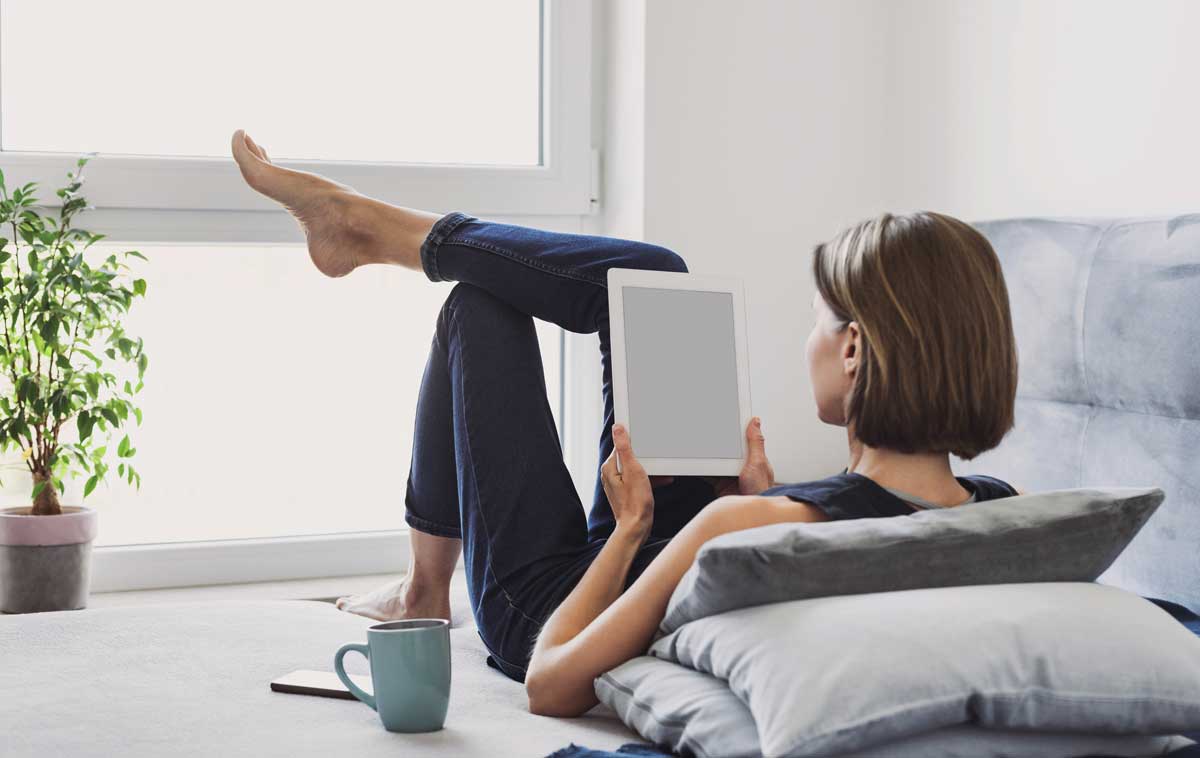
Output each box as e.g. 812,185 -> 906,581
842,321 -> 862,377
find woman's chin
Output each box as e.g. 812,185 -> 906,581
816,410 -> 844,427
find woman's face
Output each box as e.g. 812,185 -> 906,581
805,293 -> 858,426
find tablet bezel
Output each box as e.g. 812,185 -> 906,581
607,268 -> 753,476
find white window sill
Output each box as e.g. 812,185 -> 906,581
88,567 -> 472,624
91,530 -> 415,593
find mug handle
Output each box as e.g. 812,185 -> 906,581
334,643 -> 376,711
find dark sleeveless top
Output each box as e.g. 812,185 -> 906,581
759,472 -> 1018,520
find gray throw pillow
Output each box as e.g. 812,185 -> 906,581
648,583 -> 1200,756
658,487 -> 1162,638
596,655 -> 1192,758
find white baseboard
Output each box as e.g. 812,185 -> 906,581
90,530 -> 411,593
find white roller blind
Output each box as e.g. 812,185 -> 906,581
1,0 -> 541,165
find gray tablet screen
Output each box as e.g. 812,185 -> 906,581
621,286 -> 742,459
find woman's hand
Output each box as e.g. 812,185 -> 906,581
600,424 -> 655,541
706,417 -> 776,497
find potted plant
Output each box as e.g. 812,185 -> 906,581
0,158 -> 147,613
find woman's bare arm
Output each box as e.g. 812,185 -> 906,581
525,491 -> 827,716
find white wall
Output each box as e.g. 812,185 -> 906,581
610,0 -> 896,481
883,0 -> 1200,219
596,0 -> 1200,484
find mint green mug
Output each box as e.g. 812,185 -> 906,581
334,619 -> 451,732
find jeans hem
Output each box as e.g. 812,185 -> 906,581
420,211 -> 477,283
404,510 -> 462,539
476,629 -> 530,682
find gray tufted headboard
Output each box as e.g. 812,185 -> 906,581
954,215 -> 1200,614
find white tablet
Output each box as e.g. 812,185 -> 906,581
607,268 -> 753,476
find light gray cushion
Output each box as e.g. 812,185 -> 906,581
958,216 -> 1200,615
596,656 -> 1192,758
647,583 -> 1200,757
658,487 -> 1162,638
595,657 -> 761,758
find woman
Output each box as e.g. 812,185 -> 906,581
231,130 -> 1020,717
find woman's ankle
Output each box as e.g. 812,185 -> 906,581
403,569 -> 452,602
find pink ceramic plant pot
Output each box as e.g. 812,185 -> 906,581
0,506 -> 98,613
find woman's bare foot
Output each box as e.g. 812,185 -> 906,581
230,129 -> 439,278
336,575 -> 452,623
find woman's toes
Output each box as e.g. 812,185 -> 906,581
230,129 -> 273,191
244,132 -> 271,163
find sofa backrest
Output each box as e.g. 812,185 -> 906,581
954,215 -> 1200,614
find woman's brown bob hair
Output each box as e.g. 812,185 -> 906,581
813,211 -> 1018,460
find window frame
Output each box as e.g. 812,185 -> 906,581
0,0 -> 593,244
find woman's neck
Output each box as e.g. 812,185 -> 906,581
844,430 -> 971,507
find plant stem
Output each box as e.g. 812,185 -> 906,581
30,469 -> 61,516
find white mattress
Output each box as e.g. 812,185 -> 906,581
0,597 -> 638,758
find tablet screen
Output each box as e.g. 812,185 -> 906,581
621,286 -> 742,459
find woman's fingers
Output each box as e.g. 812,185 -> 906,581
601,449 -> 618,482
612,424 -> 642,472
746,417 -> 767,458
738,417 -> 775,495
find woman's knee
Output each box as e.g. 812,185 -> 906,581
438,283 -> 531,341
442,283 -> 515,322
637,243 -> 688,274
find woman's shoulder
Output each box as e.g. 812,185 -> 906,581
759,472 -> 863,502
758,471 -> 1020,521
759,472 -> 915,520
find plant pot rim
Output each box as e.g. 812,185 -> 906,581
0,505 -> 97,547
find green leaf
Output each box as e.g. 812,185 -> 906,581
101,407 -> 119,427
133,408 -> 143,425
85,373 -> 100,398
77,412 -> 94,442
117,434 -> 131,457
39,316 -> 59,344
31,480 -> 47,501
77,348 -> 102,367
17,375 -> 37,403
83,474 -> 98,498
132,278 -> 147,296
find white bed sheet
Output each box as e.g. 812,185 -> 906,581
0,597 -> 636,758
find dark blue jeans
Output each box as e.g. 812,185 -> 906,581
404,212 -> 718,682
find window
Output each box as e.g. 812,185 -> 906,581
81,242 -> 562,547
0,1 -> 592,590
